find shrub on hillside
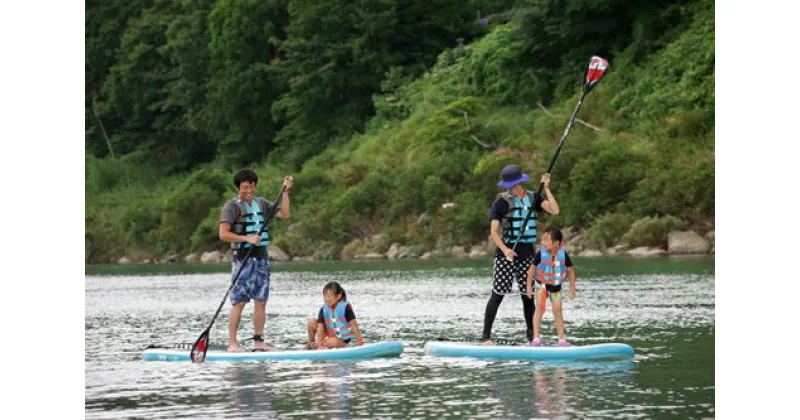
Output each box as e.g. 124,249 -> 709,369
561,138 -> 649,227
583,212 -> 636,250
620,216 -> 686,248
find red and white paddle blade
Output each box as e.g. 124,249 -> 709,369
190,334 -> 208,363
584,56 -> 609,92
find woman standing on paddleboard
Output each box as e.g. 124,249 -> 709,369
482,164 -> 560,345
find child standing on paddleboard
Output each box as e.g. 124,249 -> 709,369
526,227 -> 576,347
304,282 -> 364,349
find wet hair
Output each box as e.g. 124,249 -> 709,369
233,168 -> 258,188
544,226 -> 563,243
323,281 -> 347,301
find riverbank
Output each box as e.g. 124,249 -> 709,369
108,227 -> 714,265
85,253 -> 714,277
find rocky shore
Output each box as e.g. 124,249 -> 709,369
115,228 -> 714,264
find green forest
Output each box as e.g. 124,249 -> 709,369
85,0 -> 714,264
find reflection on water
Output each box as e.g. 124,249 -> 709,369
85,260 -> 714,419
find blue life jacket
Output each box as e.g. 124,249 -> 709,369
500,191 -> 537,244
322,300 -> 355,340
229,197 -> 271,249
535,247 -> 568,286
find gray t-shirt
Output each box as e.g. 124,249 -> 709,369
219,198 -> 275,226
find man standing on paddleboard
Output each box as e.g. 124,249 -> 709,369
218,168 -> 293,352
482,164 -> 560,345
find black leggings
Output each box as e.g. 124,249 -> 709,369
482,291 -> 535,341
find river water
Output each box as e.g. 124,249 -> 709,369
85,257 -> 714,419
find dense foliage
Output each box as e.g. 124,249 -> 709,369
86,0 -> 714,263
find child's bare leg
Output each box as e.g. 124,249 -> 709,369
228,302 -> 246,352
533,290 -> 544,339
304,319 -> 318,349
553,299 -> 565,341
321,337 -> 347,349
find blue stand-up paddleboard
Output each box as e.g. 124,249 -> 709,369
143,341 -> 405,362
424,341 -> 635,361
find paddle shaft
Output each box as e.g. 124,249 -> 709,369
200,186 -> 286,335
509,90 -> 588,254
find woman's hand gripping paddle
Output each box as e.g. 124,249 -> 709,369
190,185 -> 287,363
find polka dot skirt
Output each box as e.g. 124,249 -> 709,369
492,254 -> 534,295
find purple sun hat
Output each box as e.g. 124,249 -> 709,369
497,164 -> 530,188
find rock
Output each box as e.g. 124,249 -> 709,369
485,237 -> 496,254
626,247 -> 667,257
162,254 -> 180,263
118,257 -> 132,264
184,253 -> 199,263
565,234 -> 583,254
450,246 -> 467,258
398,249 -> 420,259
269,246 -> 291,262
565,243 -> 583,254
200,251 -> 224,263
420,252 -> 434,260
361,252 -> 386,260
292,256 -> 315,261
578,249 -> 603,257
561,226 -> 577,242
706,230 -> 715,250
441,202 -> 456,210
469,248 -> 488,258
668,231 -> 710,254
386,243 -> 404,260
605,245 -> 625,256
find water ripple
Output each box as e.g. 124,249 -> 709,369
86,262 -> 714,418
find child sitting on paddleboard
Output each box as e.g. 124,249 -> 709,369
526,227 -> 576,347
304,281 -> 364,349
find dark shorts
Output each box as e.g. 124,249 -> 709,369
492,254 -> 535,294
534,281 -> 563,301
230,258 -> 270,305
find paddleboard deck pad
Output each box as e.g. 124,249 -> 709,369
424,340 -> 635,361
142,341 -> 404,362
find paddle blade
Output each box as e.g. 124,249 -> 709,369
190,330 -> 210,363
583,56 -> 609,93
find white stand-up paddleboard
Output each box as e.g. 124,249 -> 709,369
143,341 -> 405,362
424,341 -> 635,361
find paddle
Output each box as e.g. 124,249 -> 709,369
190,184 -> 287,363
509,56 -> 609,255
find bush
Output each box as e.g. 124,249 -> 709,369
621,216 -> 687,248
583,212 -> 636,250
190,207 -> 224,252
148,183 -> 224,255
625,153 -> 714,223
312,241 -> 341,260
441,191 -> 492,246
341,239 -> 367,259
561,138 -> 650,226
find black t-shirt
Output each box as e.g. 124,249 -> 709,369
489,192 -> 545,259
317,303 -> 356,324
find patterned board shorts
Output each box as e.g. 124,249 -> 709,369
230,258 -> 271,305
534,281 -> 563,301
492,254 -> 534,295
